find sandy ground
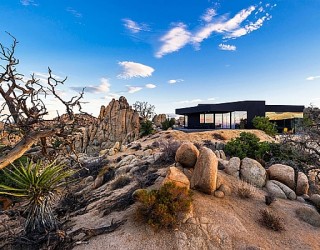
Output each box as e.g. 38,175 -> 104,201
73,171 -> 319,250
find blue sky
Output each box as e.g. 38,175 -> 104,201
0,0 -> 320,117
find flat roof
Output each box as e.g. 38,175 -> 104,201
176,100 -> 304,115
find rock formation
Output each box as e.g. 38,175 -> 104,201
152,114 -> 167,127
73,96 -> 140,155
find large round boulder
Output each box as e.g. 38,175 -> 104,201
175,142 -> 199,168
224,157 -> 241,178
240,158 -> 266,188
268,164 -> 295,190
162,166 -> 190,190
296,172 -> 309,195
191,147 -> 218,194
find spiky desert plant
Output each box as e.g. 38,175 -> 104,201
0,160 -> 74,234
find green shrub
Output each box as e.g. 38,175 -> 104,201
225,132 -> 281,161
0,160 -> 74,234
225,132 -> 260,159
252,116 -> 277,136
259,209 -> 285,231
135,182 -> 192,230
161,118 -> 175,130
140,120 -> 154,137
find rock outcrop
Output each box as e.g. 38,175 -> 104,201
191,147 -> 218,194
240,158 -> 266,188
73,96 -> 140,155
152,114 -> 167,127
175,142 -> 199,168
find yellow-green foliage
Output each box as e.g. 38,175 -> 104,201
135,182 -> 192,230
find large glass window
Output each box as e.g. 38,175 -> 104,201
184,115 -> 188,127
200,114 -> 205,123
205,114 -> 214,123
233,111 -> 247,129
222,113 -> 231,128
215,113 -> 222,129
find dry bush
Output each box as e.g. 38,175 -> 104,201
193,142 -> 203,150
157,139 -> 181,164
237,180 -> 255,199
203,140 -> 216,151
213,133 -> 225,140
112,175 -> 131,190
259,209 -> 285,231
135,182 -> 192,230
296,207 -> 320,227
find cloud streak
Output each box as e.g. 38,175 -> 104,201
306,76 -> 320,81
168,79 -> 184,84
126,85 -> 143,93
66,7 -> 82,18
71,78 -> 111,94
20,0 -> 38,6
123,19 -> 150,33
118,61 -> 154,79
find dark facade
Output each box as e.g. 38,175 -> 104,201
175,101 -> 304,130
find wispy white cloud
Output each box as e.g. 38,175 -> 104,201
123,18 -> 150,33
33,72 -> 63,84
20,0 -> 38,6
155,23 -> 191,58
168,79 -> 184,84
66,7 -> 82,18
218,43 -> 236,51
117,61 -> 154,79
145,83 -> 156,89
306,76 -> 320,81
126,85 -> 143,94
207,97 -> 216,101
155,3 -> 274,57
71,78 -> 111,94
201,8 -> 217,22
193,6 -> 256,46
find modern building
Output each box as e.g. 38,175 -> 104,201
175,100 -> 304,132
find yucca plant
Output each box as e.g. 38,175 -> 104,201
0,160 -> 74,234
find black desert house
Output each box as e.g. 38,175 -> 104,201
175,101 -> 304,133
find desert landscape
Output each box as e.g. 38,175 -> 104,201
1,1 -> 320,250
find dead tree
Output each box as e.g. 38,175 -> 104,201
0,33 -> 85,169
133,101 -> 155,121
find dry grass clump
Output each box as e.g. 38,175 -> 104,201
135,182 -> 192,230
296,206 -> 320,227
258,208 -> 285,231
237,180 -> 256,199
112,175 -> 131,190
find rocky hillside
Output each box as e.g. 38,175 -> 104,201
1,130 -> 319,250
